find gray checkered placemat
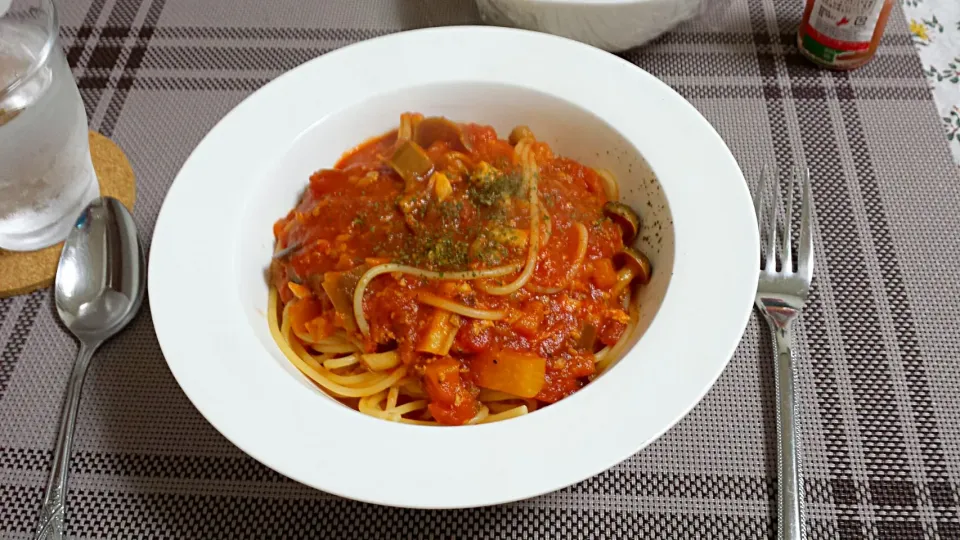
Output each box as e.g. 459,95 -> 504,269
3,0 -> 960,538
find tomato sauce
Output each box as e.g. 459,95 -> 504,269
272,117 -> 632,425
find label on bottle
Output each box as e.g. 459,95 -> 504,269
804,0 -> 885,52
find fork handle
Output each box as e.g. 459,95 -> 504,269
773,325 -> 805,540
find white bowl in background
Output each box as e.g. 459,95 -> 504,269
149,26 -> 758,508
475,0 -> 704,51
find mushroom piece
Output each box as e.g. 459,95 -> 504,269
603,201 -> 641,245
388,140 -> 434,191
576,322 -> 597,352
508,125 -> 534,145
414,116 -> 471,153
320,265 -> 369,333
611,247 -> 652,297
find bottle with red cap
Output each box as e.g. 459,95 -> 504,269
798,0 -> 895,70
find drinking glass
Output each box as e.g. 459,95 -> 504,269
0,0 -> 99,251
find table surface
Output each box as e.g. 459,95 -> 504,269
2,0 -> 960,538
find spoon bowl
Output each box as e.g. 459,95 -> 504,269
55,197 -> 144,342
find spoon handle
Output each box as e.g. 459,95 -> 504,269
34,342 -> 98,540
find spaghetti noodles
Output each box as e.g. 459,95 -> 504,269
268,114 -> 651,426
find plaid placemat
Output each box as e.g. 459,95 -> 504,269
2,0 -> 959,538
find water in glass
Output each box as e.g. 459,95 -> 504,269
0,0 -> 99,251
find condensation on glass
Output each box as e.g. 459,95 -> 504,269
0,0 -> 99,251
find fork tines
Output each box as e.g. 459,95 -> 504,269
755,165 -> 813,282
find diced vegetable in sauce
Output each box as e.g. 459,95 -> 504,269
472,351 -> 547,399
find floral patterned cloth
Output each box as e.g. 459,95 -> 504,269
903,0 -> 960,165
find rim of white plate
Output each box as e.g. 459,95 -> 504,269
149,26 -> 758,509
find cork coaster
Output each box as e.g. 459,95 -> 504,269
0,131 -> 137,298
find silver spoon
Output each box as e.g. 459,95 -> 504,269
33,197 -> 145,540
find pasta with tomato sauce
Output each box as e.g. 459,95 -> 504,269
269,113 -> 652,426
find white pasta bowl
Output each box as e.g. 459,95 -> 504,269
150,26 -> 758,508
475,0 -> 705,51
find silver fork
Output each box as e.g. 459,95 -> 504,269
755,165 -> 814,540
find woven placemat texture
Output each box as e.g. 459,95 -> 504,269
1,1 -> 959,538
